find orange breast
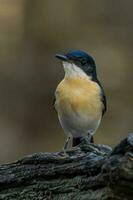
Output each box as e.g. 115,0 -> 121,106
55,77 -> 103,119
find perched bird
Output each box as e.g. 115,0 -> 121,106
54,50 -> 106,151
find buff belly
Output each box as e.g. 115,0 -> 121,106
55,77 -> 103,138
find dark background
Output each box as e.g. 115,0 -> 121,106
0,0 -> 133,163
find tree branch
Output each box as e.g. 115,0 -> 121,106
0,133 -> 133,200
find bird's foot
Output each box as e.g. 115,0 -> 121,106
58,148 -> 69,158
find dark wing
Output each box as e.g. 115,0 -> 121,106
96,79 -> 107,116
101,89 -> 107,116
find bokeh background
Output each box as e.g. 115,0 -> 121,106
0,0 -> 133,163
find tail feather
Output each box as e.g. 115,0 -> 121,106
72,137 -> 82,147
72,135 -> 94,147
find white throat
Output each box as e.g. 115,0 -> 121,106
63,61 -> 89,79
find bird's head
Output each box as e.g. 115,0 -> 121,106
55,50 -> 97,79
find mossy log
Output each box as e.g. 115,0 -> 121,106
0,134 -> 133,200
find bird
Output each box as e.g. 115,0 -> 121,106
54,50 -> 107,152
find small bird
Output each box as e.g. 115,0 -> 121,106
54,50 -> 106,152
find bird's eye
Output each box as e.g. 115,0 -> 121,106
80,59 -> 86,66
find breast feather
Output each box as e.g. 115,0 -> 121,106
55,77 -> 103,118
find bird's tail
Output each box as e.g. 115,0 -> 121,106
72,137 -> 82,147
72,134 -> 94,147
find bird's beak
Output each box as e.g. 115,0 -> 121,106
55,54 -> 68,61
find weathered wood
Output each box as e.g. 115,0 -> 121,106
0,134 -> 133,200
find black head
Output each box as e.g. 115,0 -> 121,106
55,50 -> 97,79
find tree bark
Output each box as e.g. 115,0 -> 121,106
0,134 -> 133,200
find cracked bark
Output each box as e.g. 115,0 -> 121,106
0,133 -> 133,200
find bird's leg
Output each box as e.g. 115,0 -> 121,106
90,135 -> 94,143
87,133 -> 94,143
63,136 -> 71,156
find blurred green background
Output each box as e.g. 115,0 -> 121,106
0,0 -> 133,163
